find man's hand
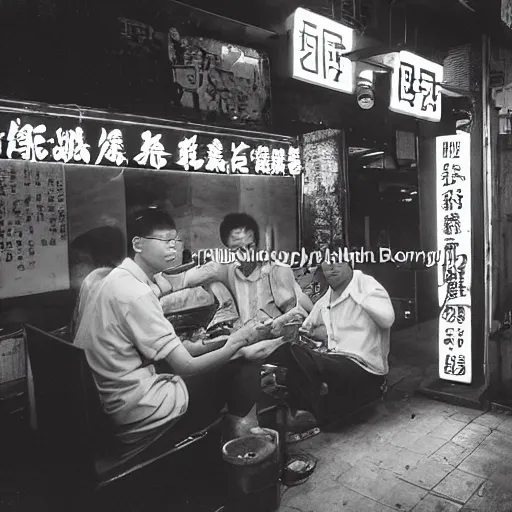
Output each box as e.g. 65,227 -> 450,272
231,318 -> 273,346
182,335 -> 228,356
225,332 -> 251,351
302,324 -> 328,342
270,307 -> 306,338
153,272 -> 175,296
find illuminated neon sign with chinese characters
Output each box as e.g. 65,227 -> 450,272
390,51 -> 443,122
286,7 -> 355,94
436,133 -> 472,384
0,114 -> 302,177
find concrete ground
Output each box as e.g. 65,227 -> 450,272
3,320 -> 510,512
280,319 -> 512,512
281,391 -> 512,512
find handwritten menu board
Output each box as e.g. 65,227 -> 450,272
0,160 -> 69,298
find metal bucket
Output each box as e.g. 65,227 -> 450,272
222,429 -> 281,512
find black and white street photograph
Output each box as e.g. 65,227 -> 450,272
1,1 -> 512,511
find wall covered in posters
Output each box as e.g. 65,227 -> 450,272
436,133 -> 472,384
0,160 -> 69,299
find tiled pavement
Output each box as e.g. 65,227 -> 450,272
280,393 -> 512,512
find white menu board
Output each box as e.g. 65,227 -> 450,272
436,133 -> 472,384
0,160 -> 69,298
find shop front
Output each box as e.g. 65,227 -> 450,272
0,98 -> 306,437
270,5 -> 491,406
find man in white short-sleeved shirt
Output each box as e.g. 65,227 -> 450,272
278,260 -> 395,424
74,209 -> 261,458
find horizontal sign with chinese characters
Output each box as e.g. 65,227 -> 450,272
0,111 -> 302,177
436,133 -> 472,384
390,51 -> 443,122
286,7 -> 355,94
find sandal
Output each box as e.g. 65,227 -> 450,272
285,427 -> 321,444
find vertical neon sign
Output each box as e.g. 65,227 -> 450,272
436,133 -> 472,384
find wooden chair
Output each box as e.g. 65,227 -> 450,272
24,324 -> 222,507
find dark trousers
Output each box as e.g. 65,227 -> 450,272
177,359 -> 261,433
151,359 -> 261,442
109,360 -> 261,487
268,344 -> 385,424
115,360 -> 261,461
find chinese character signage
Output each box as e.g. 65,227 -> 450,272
0,113 -> 302,177
286,7 -> 355,94
390,51 -> 443,122
436,133 -> 472,384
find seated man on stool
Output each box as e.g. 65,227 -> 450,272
74,208 -> 264,460
154,213 -> 316,433
279,259 -> 395,426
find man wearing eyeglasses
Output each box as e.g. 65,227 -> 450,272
74,208 -> 263,459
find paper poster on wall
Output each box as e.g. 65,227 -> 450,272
0,160 -> 69,298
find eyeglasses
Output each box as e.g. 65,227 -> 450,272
228,243 -> 256,253
143,237 -> 183,248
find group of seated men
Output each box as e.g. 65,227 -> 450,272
71,208 -> 395,461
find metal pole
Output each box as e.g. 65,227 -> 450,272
482,33 -> 493,388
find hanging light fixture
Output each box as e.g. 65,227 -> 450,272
356,68 -> 375,109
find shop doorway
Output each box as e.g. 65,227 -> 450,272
346,130 -> 420,329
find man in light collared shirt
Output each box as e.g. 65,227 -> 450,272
74,209 -> 261,459
156,213 -> 313,325
280,260 -> 395,425
154,213 -> 315,431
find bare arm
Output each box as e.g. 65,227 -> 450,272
126,290 -> 247,377
181,336 -> 227,357
165,333 -> 248,377
154,262 -> 229,297
301,301 -> 328,341
298,291 -> 314,314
